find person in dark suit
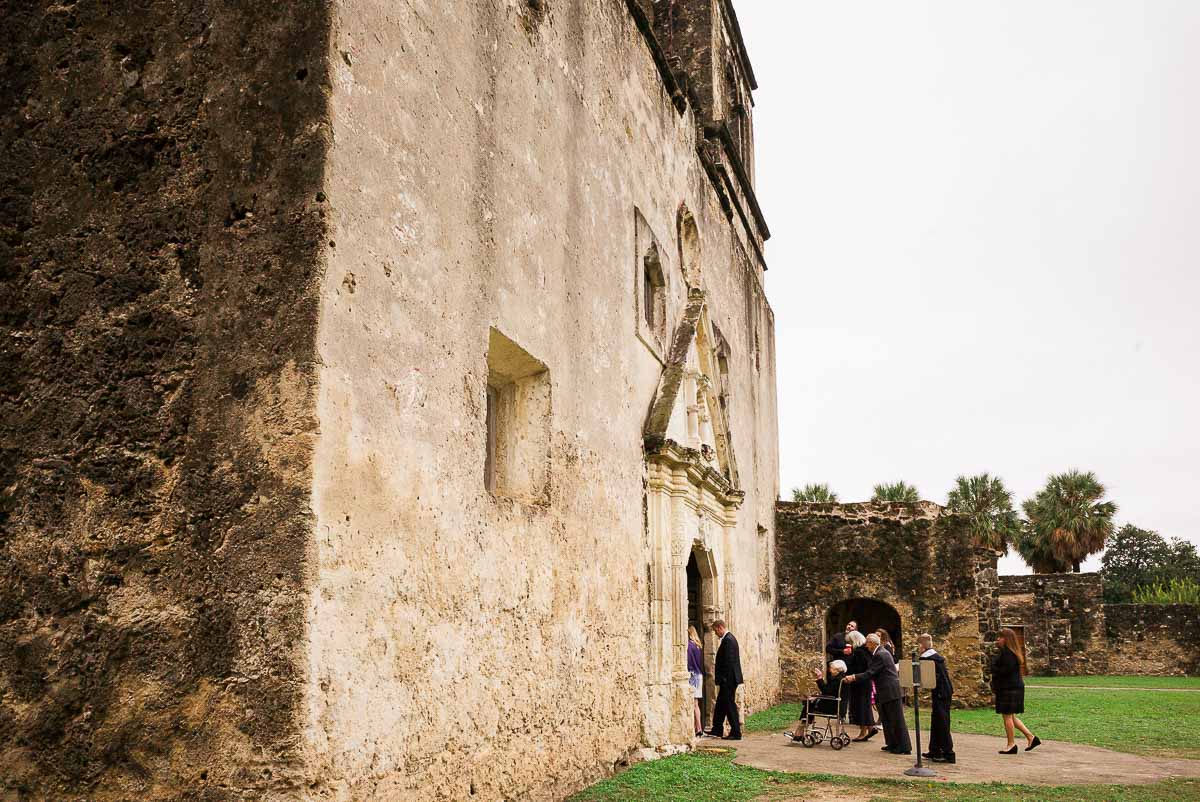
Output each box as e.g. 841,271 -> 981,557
992,628 -> 1040,754
844,633 -> 910,754
706,619 -> 743,740
826,620 -> 856,679
844,629 -> 878,741
918,633 -> 955,764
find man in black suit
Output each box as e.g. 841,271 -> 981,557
825,620 -> 856,678
919,633 -> 955,763
844,632 -> 911,754
706,619 -> 743,740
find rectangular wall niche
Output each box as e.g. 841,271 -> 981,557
485,328 -> 551,502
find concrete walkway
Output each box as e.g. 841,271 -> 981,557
730,729 -> 1200,786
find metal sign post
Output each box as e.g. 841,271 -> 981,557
900,651 -> 937,778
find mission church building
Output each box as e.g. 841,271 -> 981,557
1,1 -> 779,800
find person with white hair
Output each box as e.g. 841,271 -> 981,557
786,661 -> 848,742
844,632 -> 911,754
844,629 -> 878,741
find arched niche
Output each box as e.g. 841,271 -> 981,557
678,205 -> 701,289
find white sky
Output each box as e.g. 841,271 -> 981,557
738,1 -> 1200,573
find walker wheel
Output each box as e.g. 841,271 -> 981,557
839,734 -> 852,748
830,734 -> 845,750
802,733 -> 817,747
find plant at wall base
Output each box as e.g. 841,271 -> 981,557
1132,578 -> 1200,605
1101,525 -> 1200,603
790,483 -> 839,503
1019,470 -> 1117,573
945,473 -> 1021,552
871,481 -> 920,503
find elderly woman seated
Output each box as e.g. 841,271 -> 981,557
786,660 -> 847,742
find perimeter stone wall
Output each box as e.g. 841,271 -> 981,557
998,574 -> 1109,676
775,502 -> 998,708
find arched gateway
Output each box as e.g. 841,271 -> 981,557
827,597 -> 903,655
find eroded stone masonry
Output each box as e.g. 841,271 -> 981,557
3,1 -> 778,800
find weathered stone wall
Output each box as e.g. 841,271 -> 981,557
775,502 -> 996,708
4,2 -> 778,799
303,2 -> 778,800
1,2 -> 330,800
998,573 -> 1109,676
1105,604 -> 1200,676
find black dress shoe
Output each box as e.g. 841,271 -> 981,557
931,754 -> 956,764
704,731 -> 722,738
892,750 -> 911,755
865,729 -> 879,741
881,746 -> 894,751
999,745 -> 1018,755
1025,736 -> 1042,752
922,752 -> 939,760
723,734 -> 742,741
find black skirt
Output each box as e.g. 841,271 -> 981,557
994,686 -> 1025,714
849,683 -> 875,726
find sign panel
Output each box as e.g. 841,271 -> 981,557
898,659 -> 937,689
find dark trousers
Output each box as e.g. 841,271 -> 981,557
878,698 -> 911,753
710,683 -> 741,736
928,697 -> 954,756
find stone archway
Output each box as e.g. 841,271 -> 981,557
826,597 -> 903,656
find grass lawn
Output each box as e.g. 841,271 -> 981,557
1025,675 -> 1200,690
919,686 -> 1200,759
749,681 -> 1200,758
568,750 -> 1200,802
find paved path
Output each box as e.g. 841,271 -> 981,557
729,729 -> 1200,786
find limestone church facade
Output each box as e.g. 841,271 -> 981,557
2,1 -> 780,801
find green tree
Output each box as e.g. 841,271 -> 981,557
945,473 -> 1021,552
1101,525 -> 1200,603
1101,525 -> 1172,602
871,482 -> 920,503
1019,470 -> 1117,573
790,483 -> 839,503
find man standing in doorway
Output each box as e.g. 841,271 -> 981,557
844,632 -> 911,754
706,619 -> 743,740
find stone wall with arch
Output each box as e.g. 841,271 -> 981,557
775,501 -> 1001,708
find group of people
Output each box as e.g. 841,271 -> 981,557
783,621 -> 1041,762
689,617 -> 1042,761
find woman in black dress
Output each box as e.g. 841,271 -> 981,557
992,628 -> 1041,754
845,630 -> 878,741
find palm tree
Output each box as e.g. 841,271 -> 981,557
791,483 -> 839,503
1019,470 -> 1118,573
871,482 -> 920,503
1012,521 -> 1068,573
945,473 -> 1021,552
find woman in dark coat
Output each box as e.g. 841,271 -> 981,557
845,630 -> 878,741
787,662 -> 848,741
991,628 -> 1040,754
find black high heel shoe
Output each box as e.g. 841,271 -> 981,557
999,745 -> 1018,755
1025,736 -> 1042,751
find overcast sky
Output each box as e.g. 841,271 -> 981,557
739,1 -> 1200,573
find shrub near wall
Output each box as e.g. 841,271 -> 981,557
1105,604 -> 1200,676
